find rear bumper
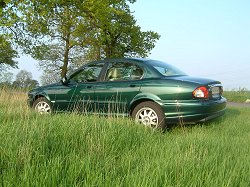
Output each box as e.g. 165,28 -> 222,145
159,97 -> 227,123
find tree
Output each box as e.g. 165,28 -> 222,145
0,35 -> 18,68
0,70 -> 13,87
9,0 -> 96,78
87,0 -> 160,59
0,0 -> 11,9
0,0 -> 19,69
0,71 -> 13,82
40,63 -> 79,86
12,70 -> 39,89
40,70 -> 61,86
0,1 -> 6,8
3,0 -> 160,78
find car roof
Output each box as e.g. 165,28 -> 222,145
96,57 -> 151,63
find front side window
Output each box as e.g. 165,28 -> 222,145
70,63 -> 104,83
106,62 -> 143,81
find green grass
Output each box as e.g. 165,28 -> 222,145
223,90 -> 250,102
1,89 -> 250,186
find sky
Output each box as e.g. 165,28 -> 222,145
12,0 -> 250,90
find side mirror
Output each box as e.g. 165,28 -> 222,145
61,77 -> 68,85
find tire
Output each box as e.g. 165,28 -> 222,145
32,97 -> 52,114
131,101 -> 167,130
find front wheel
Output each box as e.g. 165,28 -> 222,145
131,101 -> 166,130
32,97 -> 52,114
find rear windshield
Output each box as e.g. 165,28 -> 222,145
146,60 -> 187,76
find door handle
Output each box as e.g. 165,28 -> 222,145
86,85 -> 92,89
129,84 -> 136,87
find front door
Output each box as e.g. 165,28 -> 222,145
50,62 -> 105,112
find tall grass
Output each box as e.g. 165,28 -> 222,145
223,90 -> 250,102
0,88 -> 250,186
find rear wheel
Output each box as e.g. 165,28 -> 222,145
132,101 -> 166,130
33,97 -> 52,114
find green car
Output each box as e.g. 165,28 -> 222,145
27,58 -> 226,129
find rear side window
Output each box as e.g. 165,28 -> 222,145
147,60 -> 186,76
106,62 -> 143,81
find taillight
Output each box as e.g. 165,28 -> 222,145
193,86 -> 209,98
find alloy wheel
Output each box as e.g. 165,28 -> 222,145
135,107 -> 159,128
35,101 -> 51,114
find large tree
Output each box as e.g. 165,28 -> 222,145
0,0 -> 9,8
0,35 -> 18,69
10,0 -> 100,78
0,0 -> 20,71
87,0 -> 160,59
3,0 -> 160,78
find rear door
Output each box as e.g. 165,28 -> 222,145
94,61 -> 144,115
68,62 -> 105,112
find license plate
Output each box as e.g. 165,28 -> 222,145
212,87 -> 220,95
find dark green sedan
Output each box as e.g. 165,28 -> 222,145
28,58 -> 226,129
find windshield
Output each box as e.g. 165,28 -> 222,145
147,60 -> 187,76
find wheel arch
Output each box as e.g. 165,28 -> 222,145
33,93 -> 51,103
129,98 -> 155,116
129,93 -> 162,116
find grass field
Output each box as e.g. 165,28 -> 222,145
223,90 -> 250,103
0,89 -> 250,186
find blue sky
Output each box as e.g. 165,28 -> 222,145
13,0 -> 250,89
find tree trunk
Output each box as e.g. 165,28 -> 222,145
61,34 -> 70,78
104,42 -> 114,59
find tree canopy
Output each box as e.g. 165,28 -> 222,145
0,35 -> 18,69
0,0 -> 19,70
0,71 -> 13,87
12,69 -> 39,89
1,0 -> 160,79
0,0 -> 9,8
